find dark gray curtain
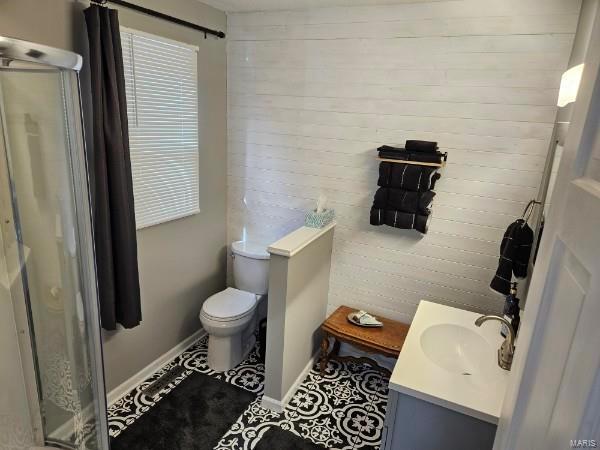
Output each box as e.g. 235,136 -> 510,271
84,4 -> 141,330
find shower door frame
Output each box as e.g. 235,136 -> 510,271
0,36 -> 110,450
0,78 -> 45,447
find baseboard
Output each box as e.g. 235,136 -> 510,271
106,329 -> 206,407
260,395 -> 285,413
261,352 -> 317,413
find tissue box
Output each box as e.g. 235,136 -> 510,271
305,208 -> 335,228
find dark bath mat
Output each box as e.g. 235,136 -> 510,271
255,427 -> 325,450
111,371 -> 255,450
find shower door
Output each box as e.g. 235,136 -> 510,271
0,38 -> 109,450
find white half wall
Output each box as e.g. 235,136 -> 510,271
263,225 -> 335,410
226,0 -> 581,322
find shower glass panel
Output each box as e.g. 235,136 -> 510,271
0,41 -> 108,450
0,229 -> 35,450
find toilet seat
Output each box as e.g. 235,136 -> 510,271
201,287 -> 257,322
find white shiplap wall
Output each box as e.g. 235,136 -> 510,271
226,0 -> 580,323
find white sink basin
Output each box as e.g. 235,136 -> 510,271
420,323 -> 493,377
389,301 -> 509,424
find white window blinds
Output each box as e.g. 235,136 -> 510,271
121,28 -> 199,229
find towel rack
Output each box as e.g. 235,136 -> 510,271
376,152 -> 448,168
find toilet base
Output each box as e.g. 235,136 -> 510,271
207,332 -> 256,372
200,293 -> 266,372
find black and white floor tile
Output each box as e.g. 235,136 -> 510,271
108,335 -> 390,449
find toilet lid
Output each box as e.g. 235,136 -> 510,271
202,287 -> 257,321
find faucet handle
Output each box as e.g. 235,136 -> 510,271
498,338 -> 514,370
475,314 -> 515,371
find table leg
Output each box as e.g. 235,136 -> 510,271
320,334 -> 330,377
332,339 -> 341,357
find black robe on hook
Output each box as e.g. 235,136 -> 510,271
85,4 -> 142,330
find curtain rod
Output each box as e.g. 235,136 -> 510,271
97,0 -> 226,39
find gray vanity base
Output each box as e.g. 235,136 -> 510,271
382,390 -> 497,450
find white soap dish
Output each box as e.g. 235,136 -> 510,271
347,310 -> 383,328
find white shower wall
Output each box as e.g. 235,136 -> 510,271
226,0 -> 581,322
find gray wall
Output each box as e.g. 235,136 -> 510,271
0,0 -> 228,391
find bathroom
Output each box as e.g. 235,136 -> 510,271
0,0 -> 599,448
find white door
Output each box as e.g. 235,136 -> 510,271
493,4 -> 600,450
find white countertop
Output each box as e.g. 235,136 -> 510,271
389,301 -> 509,424
268,222 -> 336,258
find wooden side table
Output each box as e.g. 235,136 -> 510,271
320,305 -> 410,376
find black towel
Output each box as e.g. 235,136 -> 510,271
405,140 -> 438,153
431,172 -> 441,190
385,209 -> 430,233
370,206 -> 385,226
370,207 -> 430,233
490,219 -> 534,295
378,149 -> 444,164
374,188 -> 435,214
389,164 -> 437,192
378,162 -> 438,192
412,212 -> 430,234
388,189 -> 419,213
377,162 -> 393,187
377,145 -> 403,153
372,187 -> 388,209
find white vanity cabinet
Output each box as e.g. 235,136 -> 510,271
381,301 -> 509,450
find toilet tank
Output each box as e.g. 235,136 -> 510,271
231,241 -> 270,295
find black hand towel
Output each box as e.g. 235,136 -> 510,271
372,187 -> 389,209
370,206 -> 431,233
384,209 -> 416,229
386,188 -> 435,213
378,162 -> 438,191
431,172 -> 441,190
419,190 -> 436,211
378,162 -> 393,187
378,149 -> 444,164
389,164 -> 437,192
490,219 -> 534,295
377,145 -> 403,153
414,213 -> 430,234
405,140 -> 438,153
388,189 -> 418,212
370,206 -> 385,226
380,209 -> 431,233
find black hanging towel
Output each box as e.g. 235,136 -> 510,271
85,4 -> 142,330
490,219 -> 534,295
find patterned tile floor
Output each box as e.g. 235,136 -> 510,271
108,335 -> 390,449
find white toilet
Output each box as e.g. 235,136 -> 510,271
199,240 -> 269,372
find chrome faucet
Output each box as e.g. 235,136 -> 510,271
474,315 -> 515,371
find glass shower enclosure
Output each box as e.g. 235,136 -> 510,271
0,37 -> 108,449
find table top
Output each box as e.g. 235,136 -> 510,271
322,305 -> 409,356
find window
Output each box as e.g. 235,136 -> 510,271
121,28 -> 199,229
